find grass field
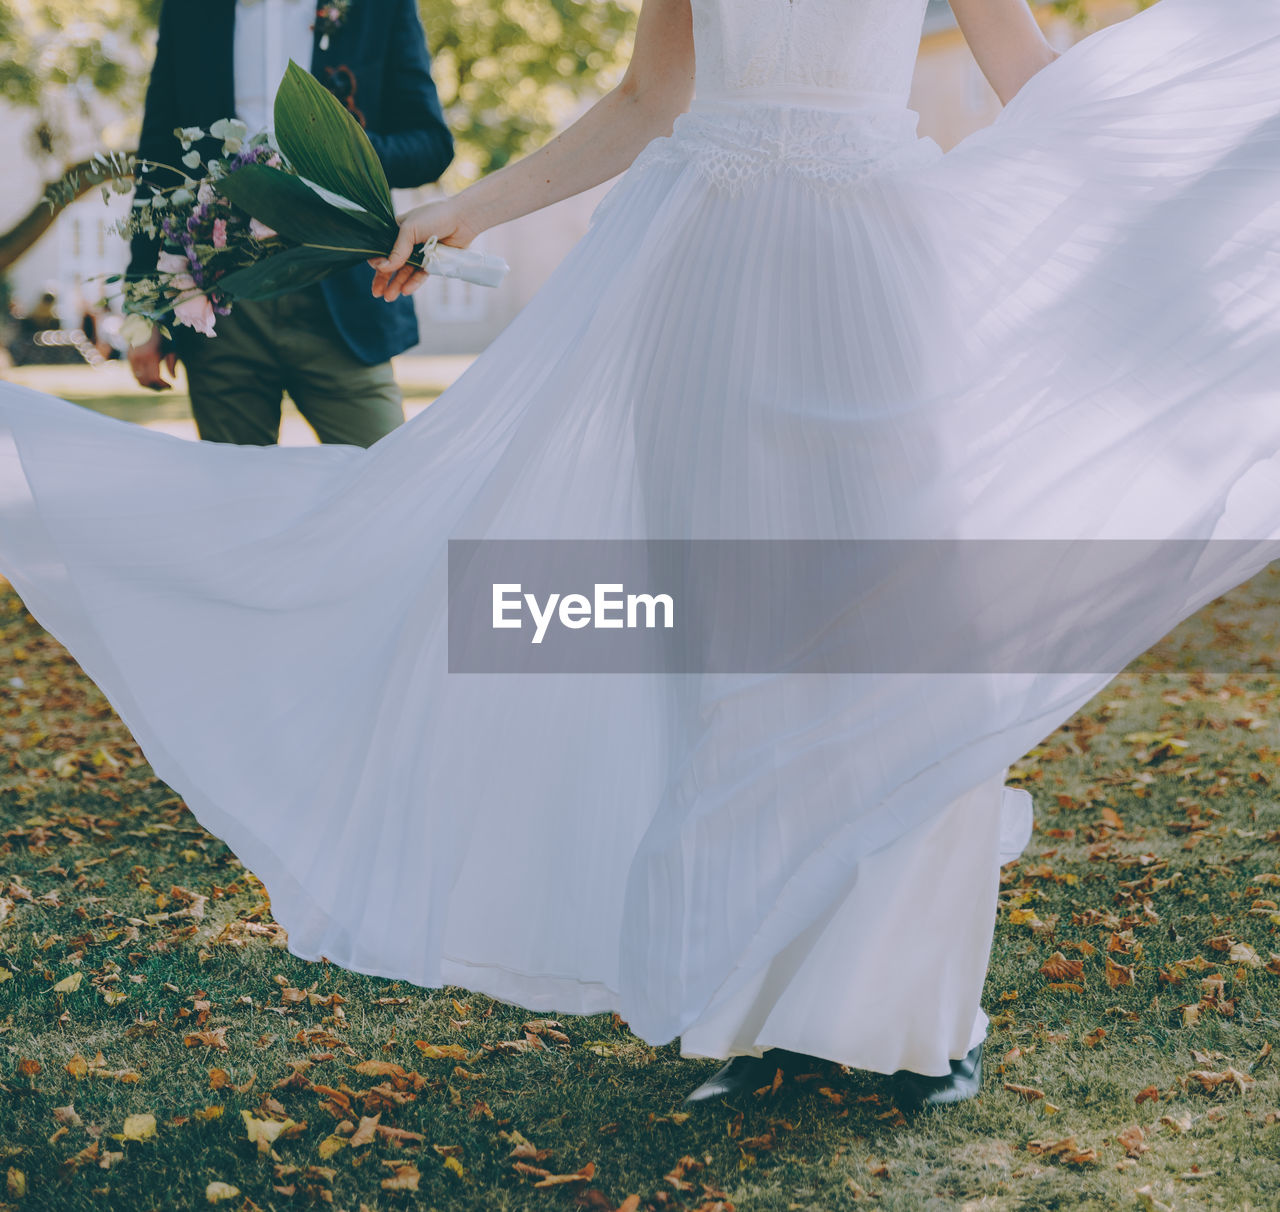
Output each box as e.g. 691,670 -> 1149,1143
3,564 -> 1280,1211
0,359 -> 470,438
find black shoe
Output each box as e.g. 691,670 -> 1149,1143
681,1048 -> 815,1105
894,1041 -> 983,1111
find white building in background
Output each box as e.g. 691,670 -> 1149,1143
2,0 -> 1133,354
0,99 -> 135,329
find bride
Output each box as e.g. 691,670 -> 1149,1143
5,0 -> 1280,1112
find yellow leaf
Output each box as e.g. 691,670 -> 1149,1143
52,972 -> 83,993
318,1134 -> 349,1160
443,1155 -> 467,1180
413,1042 -> 470,1060
6,1169 -> 26,1199
241,1111 -> 295,1155
101,988 -> 128,1006
205,1181 -> 241,1204
0,969 -> 12,984
193,1106 -> 224,1122
122,1113 -> 157,1141
66,1055 -> 88,1078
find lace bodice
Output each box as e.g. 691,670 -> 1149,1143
691,0 -> 932,104
590,0 -> 940,208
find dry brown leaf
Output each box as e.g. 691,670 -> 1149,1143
349,1114 -> 380,1147
184,1028 -> 229,1051
1040,952 -> 1084,981
1003,1082 -> 1045,1103
1116,1124 -> 1148,1158
1105,956 -> 1135,989
533,1161 -> 596,1188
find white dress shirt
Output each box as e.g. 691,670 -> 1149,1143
234,0 -> 316,135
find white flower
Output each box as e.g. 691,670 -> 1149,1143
120,313 -> 155,348
182,149 -> 202,169
175,125 -> 205,150
197,182 -> 216,206
171,188 -> 194,207
210,117 -> 248,155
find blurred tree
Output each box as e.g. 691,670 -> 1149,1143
0,0 -> 161,269
0,0 -> 163,160
1,0 -> 638,267
420,0 -> 638,188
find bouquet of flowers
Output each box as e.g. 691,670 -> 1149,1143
82,61 -> 507,345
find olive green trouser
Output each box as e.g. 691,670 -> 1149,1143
178,284 -> 405,448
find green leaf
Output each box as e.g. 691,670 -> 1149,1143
216,163 -> 392,249
273,60 -> 396,227
215,245 -> 368,302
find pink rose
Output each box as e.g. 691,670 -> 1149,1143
156,249 -> 191,276
173,292 -> 217,337
212,218 -> 228,249
249,218 -> 278,241
156,251 -> 197,300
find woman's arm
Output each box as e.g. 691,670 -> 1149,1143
371,0 -> 695,300
949,0 -> 1060,106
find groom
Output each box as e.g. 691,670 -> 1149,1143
126,0 -> 454,446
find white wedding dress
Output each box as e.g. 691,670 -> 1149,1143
5,0 -> 1280,1077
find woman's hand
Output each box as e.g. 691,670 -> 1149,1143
370,196 -> 483,301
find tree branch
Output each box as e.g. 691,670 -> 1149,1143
0,156 -> 136,273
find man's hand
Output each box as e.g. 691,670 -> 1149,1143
128,327 -> 178,391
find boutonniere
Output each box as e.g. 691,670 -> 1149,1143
313,0 -> 352,51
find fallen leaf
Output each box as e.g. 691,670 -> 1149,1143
413,1042 -> 469,1060
185,1028 -> 229,1051
121,1113 -> 156,1141
1003,1082 -> 1046,1103
1040,952 -> 1085,981
205,1181 -> 241,1204
317,1134 -> 348,1160
241,1111 -> 299,1155
380,1161 -> 420,1192
349,1114 -> 380,1147
1116,1124 -> 1148,1158
1106,956 -> 1135,988
534,1161 -> 596,1188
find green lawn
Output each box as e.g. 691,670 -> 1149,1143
0,361 -> 465,432
2,568 -> 1280,1212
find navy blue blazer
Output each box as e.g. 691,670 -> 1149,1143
128,0 -> 454,365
